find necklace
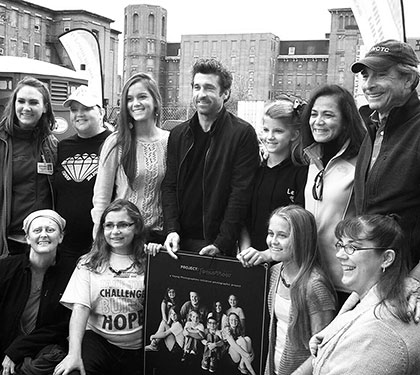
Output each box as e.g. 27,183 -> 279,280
280,264 -> 290,288
109,262 -> 135,276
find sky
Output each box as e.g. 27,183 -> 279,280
28,0 -> 420,42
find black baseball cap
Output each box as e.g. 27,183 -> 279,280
351,39 -> 419,73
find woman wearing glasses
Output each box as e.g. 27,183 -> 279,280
300,85 -> 365,305
311,214 -> 420,374
54,199 -> 147,375
92,73 -> 169,245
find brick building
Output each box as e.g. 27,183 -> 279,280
0,0 -> 120,106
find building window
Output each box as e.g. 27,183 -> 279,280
339,15 -> 345,29
288,46 -> 295,55
34,44 -> 40,60
23,41 -> 29,58
211,40 -> 217,56
193,41 -> 199,57
34,16 -> 41,32
45,46 -> 51,62
147,40 -> 156,54
23,13 -> 30,29
10,10 -> 18,27
162,16 -> 166,37
10,39 -> 17,56
148,14 -> 155,34
415,40 -> 420,51
133,13 -> 139,33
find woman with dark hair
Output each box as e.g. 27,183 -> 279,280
160,287 -> 179,324
239,85 -> 365,306
0,76 -> 57,256
311,215 -> 420,374
300,84 -> 366,304
207,301 -> 228,331
54,199 -> 147,375
92,73 -> 169,245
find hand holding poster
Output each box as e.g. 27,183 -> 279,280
144,251 -> 269,375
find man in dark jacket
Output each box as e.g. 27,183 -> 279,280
162,58 -> 259,258
351,39 -> 420,276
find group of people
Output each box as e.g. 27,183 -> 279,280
145,289 -> 254,374
0,37 -> 420,375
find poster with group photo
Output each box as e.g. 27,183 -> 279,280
144,250 -> 269,375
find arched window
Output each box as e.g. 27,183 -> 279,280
338,15 -> 344,29
133,13 -> 139,33
162,16 -> 166,37
148,14 -> 155,34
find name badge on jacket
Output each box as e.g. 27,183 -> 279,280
37,162 -> 53,175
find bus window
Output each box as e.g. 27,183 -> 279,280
0,78 -> 12,90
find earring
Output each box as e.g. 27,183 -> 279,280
128,122 -> 133,130
382,266 -> 386,273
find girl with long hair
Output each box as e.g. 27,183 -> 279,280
222,312 -> 256,375
55,199 -> 147,375
145,306 -> 185,355
264,205 -> 336,375
92,73 -> 169,245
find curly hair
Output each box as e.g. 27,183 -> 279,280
191,58 -> 232,101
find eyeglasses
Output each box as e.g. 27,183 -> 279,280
334,241 -> 388,255
312,169 -> 324,201
103,222 -> 135,231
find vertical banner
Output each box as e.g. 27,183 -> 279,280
351,0 -> 405,48
59,28 -> 104,105
144,251 -> 269,375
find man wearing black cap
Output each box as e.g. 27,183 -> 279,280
351,40 -> 420,275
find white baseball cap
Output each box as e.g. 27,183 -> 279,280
63,85 -> 102,108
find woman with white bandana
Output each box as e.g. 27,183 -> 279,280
0,209 -> 74,375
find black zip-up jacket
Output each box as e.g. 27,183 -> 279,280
162,107 -> 260,256
355,90 -> 420,266
0,253 -> 75,363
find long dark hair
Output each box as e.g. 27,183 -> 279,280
0,76 -> 55,138
82,199 -> 146,273
270,205 -> 336,347
300,84 -> 366,162
335,214 -> 408,322
108,73 -> 162,188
